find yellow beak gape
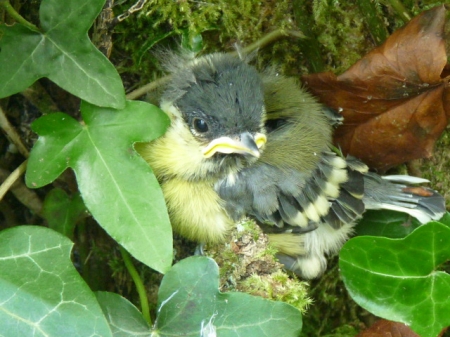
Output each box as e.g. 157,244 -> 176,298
254,133 -> 267,149
202,132 -> 267,158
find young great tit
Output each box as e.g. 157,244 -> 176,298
137,53 -> 445,279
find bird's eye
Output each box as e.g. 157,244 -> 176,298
192,117 -> 209,133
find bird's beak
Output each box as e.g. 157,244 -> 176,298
202,132 -> 267,158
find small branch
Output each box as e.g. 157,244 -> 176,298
0,0 -> 39,31
119,246 -> 152,325
126,75 -> 171,101
126,29 -> 304,100
0,160 -> 28,202
0,166 -> 43,215
233,29 -> 305,56
0,105 -> 29,158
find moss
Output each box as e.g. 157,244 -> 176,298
206,219 -> 311,313
110,0 -> 448,88
309,1 -> 376,73
241,271 -> 312,313
111,0 -> 296,84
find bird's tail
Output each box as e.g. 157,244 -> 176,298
273,157 -> 446,279
361,173 -> 445,223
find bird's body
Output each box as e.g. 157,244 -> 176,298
137,53 -> 445,279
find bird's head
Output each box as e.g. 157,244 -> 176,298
160,53 -> 267,178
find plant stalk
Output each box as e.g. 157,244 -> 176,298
0,0 -> 39,31
119,246 -> 152,326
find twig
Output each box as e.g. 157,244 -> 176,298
0,0 -> 39,31
233,29 -> 305,56
126,75 -> 171,101
0,167 -> 43,215
0,105 -> 29,157
0,160 -> 28,202
125,29 -> 304,100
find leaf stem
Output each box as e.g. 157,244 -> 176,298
0,0 -> 39,31
119,246 -> 152,325
0,160 -> 28,202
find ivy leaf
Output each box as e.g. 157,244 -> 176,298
0,226 -> 112,337
25,100 -> 172,274
96,292 -> 151,337
340,222 -> 450,337
355,210 -> 422,238
42,188 -> 87,240
153,256 -> 302,337
0,0 -> 125,109
181,32 -> 204,54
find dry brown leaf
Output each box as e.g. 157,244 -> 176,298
357,319 -> 448,337
303,5 -> 450,172
356,319 -> 420,337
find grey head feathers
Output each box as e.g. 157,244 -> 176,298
162,53 -> 266,143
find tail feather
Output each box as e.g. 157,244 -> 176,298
362,173 -> 445,223
417,190 -> 446,216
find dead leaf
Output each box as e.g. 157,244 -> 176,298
357,319 -> 448,337
356,319 -> 420,337
303,5 -> 450,172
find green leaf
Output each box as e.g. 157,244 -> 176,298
26,100 -> 172,274
355,210 -> 422,238
0,226 -> 112,337
0,0 -> 125,108
437,212 -> 450,227
181,32 -> 204,53
42,188 -> 87,240
340,222 -> 450,337
96,292 -> 151,337
153,256 -> 302,337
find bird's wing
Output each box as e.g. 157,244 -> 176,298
216,151 -> 366,233
217,72 -> 368,233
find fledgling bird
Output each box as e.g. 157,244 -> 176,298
137,52 -> 445,279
